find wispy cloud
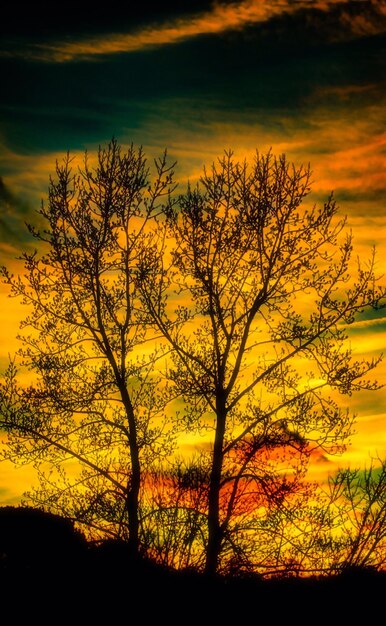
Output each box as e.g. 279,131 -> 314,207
5,0 -> 386,63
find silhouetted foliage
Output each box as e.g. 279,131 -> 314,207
141,456 -> 209,570
328,459 -> 386,571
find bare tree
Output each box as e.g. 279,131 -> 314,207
138,150 -> 384,574
0,140 -> 176,558
328,459 -> 386,571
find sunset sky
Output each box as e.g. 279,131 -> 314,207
1,0 -> 386,503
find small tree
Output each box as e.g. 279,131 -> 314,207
139,150 -> 384,574
329,459 -> 386,571
0,140 -> 175,558
141,456 -> 209,570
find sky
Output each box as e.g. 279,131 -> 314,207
0,0 -> 386,503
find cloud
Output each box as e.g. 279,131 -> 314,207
0,142 -> 69,205
0,176 -> 34,252
339,0 -> 386,37
4,0 -> 386,63
312,83 -> 377,100
3,1 -> 292,62
0,178 -> 19,241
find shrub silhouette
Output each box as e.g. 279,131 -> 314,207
0,506 -> 87,570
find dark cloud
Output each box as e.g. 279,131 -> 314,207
347,309 -> 386,336
3,0 -> 386,66
315,454 -> 332,464
241,1 -> 386,47
1,7 -> 385,158
332,188 -> 386,204
356,308 -> 386,323
0,177 -> 33,245
0,2 -> 215,39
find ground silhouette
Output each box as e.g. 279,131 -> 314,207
0,505 -> 87,571
0,506 -> 385,622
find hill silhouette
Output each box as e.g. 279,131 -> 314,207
0,506 -> 385,621
0,505 -> 87,571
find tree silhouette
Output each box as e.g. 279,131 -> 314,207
0,140 -> 176,558
138,150 -> 385,574
141,456 -> 209,570
328,459 -> 386,571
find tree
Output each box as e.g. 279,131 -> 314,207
0,140 -> 176,558
141,455 -> 209,570
328,459 -> 386,571
138,150 -> 384,574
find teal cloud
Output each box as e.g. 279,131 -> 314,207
0,177 -> 34,246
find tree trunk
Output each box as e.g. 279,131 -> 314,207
120,383 -> 141,561
205,392 -> 227,575
126,456 -> 140,560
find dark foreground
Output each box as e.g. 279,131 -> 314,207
1,507 -> 385,621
